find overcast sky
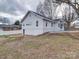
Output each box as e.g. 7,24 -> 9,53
0,0 -> 78,24
0,0 -> 45,24
19,0 -> 44,11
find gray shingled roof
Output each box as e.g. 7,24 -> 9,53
21,11 -> 61,23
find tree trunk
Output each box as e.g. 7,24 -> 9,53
67,22 -> 71,30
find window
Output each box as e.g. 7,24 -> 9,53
58,23 -> 63,29
51,23 -> 53,27
54,21 -> 55,24
26,24 -> 30,26
36,21 -> 38,27
60,24 -> 63,29
46,21 -> 48,27
60,21 -> 63,29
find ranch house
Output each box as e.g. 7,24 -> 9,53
21,11 -> 64,36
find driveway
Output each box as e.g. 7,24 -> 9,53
0,30 -> 22,35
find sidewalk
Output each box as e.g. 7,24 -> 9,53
0,30 -> 21,35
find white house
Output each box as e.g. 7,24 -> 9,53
21,11 -> 64,36
71,18 -> 79,28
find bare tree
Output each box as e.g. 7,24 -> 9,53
56,0 -> 79,16
63,5 -> 76,30
37,0 -> 59,19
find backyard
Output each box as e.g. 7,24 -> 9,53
0,32 -> 79,59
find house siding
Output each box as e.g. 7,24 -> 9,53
43,20 -> 52,33
22,13 -> 44,35
21,11 -> 65,36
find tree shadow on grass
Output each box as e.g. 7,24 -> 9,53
65,33 -> 79,40
48,32 -> 79,40
21,32 -> 79,40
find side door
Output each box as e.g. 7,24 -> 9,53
23,29 -> 25,35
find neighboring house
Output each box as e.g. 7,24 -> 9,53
73,21 -> 79,28
0,17 -> 21,31
21,11 -> 64,36
0,24 -> 21,31
71,18 -> 79,28
0,17 -> 10,25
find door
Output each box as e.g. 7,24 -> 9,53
23,29 -> 25,35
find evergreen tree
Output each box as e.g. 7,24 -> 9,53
14,20 -> 20,25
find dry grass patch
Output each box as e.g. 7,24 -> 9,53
0,33 -> 79,59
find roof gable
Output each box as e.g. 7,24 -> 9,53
21,11 -> 63,23
21,11 -> 52,23
21,11 -> 31,23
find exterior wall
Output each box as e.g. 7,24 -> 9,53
52,22 -> 64,32
43,20 -> 64,33
21,13 -> 64,36
43,20 -> 52,33
74,23 -> 79,28
22,13 -> 44,35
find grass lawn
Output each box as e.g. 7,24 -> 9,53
0,33 -> 79,59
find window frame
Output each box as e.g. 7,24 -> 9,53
51,22 -> 53,27
58,23 -> 63,29
36,20 -> 39,27
46,21 -> 48,27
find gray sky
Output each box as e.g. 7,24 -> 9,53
19,0 -> 44,11
0,0 -> 45,24
0,0 -> 78,25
